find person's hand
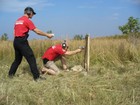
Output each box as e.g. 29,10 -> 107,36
76,46 -> 85,53
63,65 -> 67,70
77,48 -> 82,52
79,46 -> 85,50
47,33 -> 54,38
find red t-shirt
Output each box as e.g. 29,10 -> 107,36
42,44 -> 66,61
14,16 -> 36,37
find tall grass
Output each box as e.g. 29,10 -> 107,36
0,37 -> 140,105
1,38 -> 140,66
0,41 -> 14,60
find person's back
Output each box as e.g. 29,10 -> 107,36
42,44 -> 66,61
14,16 -> 35,37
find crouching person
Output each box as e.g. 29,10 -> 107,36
41,41 -> 84,75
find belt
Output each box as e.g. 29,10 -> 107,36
43,58 -> 49,64
15,34 -> 29,39
15,36 -> 25,38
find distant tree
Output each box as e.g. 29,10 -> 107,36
47,30 -> 52,34
119,16 -> 140,34
73,34 -> 83,40
0,33 -> 8,41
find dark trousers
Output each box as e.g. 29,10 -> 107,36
8,36 -> 40,79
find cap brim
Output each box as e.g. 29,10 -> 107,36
33,12 -> 36,15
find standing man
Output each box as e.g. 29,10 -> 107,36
8,7 -> 54,81
41,41 -> 84,75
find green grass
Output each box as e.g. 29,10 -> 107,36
0,38 -> 140,105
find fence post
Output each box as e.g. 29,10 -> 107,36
84,34 -> 90,71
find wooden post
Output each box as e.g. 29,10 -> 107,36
84,34 -> 90,71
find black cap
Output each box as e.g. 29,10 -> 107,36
24,7 -> 36,15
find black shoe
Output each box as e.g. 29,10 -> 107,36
8,75 -> 14,79
34,76 -> 46,82
41,70 -> 46,74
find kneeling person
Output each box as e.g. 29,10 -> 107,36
41,41 -> 84,75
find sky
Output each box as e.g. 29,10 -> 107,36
0,0 -> 140,40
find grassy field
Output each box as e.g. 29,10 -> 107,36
0,37 -> 140,105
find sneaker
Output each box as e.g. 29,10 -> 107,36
34,76 -> 46,82
41,70 -> 47,74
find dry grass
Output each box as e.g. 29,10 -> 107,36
0,37 -> 140,105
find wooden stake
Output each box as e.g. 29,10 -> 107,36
84,37 -> 87,69
84,34 -> 90,71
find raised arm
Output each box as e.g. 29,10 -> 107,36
64,49 -> 82,56
33,28 -> 54,38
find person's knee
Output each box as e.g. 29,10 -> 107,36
25,53 -> 36,63
27,53 -> 34,59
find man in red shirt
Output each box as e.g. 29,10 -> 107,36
41,41 -> 84,75
8,7 -> 54,81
